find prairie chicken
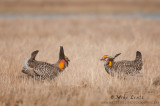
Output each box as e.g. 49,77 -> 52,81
100,51 -> 143,77
22,46 -> 70,79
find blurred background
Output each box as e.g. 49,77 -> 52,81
0,0 -> 160,18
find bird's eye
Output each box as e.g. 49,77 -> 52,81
65,56 -> 69,59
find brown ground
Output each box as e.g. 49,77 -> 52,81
0,16 -> 160,106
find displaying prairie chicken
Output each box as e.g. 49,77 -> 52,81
22,46 -> 70,79
100,51 -> 143,77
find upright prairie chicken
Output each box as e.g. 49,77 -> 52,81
22,46 -> 70,79
100,51 -> 143,77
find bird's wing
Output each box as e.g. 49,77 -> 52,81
33,62 -> 60,78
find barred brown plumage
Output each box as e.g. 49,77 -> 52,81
101,51 -> 143,77
22,46 -> 70,80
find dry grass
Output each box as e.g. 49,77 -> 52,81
0,16 -> 160,106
